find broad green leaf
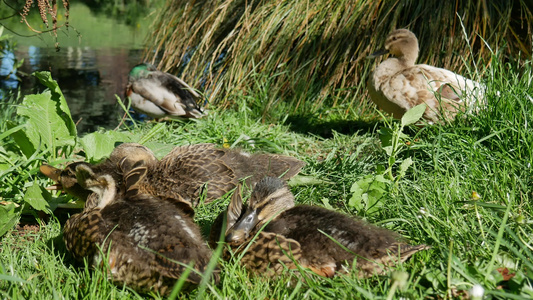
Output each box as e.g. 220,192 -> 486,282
320,198 -> 334,209
23,183 -> 52,213
6,121 -> 34,158
144,141 -> 176,160
17,91 -> 76,153
0,204 -> 19,237
80,131 -> 134,162
401,103 -> 426,127
33,71 -> 77,137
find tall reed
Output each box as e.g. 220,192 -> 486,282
145,0 -> 532,121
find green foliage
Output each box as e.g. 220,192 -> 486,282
348,174 -> 388,215
80,131 -> 134,163
16,72 -> 77,158
0,72 -> 77,228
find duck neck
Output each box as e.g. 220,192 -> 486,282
399,51 -> 418,67
397,41 -> 419,67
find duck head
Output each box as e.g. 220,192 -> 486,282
40,162 -> 94,201
128,63 -> 157,81
368,29 -> 419,66
225,177 -> 295,245
74,164 -> 117,210
40,143 -> 156,200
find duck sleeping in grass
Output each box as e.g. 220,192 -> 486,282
63,160 -> 217,295
41,143 -> 305,208
125,63 -> 205,120
211,177 -> 429,278
367,29 -> 486,124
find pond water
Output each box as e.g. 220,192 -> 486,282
2,2 -> 155,133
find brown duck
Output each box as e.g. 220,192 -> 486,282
211,177 -> 429,278
41,143 -> 305,208
63,160 -> 217,294
367,29 -> 486,124
40,143 -> 158,201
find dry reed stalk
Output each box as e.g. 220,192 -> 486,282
145,0 -> 532,120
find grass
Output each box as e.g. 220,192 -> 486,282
1,53 -> 533,299
1,2 -> 533,297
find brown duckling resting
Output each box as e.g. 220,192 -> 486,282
211,177 -> 429,278
41,143 -> 305,208
63,162 -> 217,295
40,143 -> 158,201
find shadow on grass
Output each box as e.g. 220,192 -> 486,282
285,114 -> 385,138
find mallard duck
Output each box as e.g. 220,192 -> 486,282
125,63 -> 205,119
41,143 -> 305,208
367,29 -> 486,124
211,177 -> 429,278
63,162 -> 217,294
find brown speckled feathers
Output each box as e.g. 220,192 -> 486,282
41,143 -> 305,209
63,163 -> 216,294
215,177 -> 429,278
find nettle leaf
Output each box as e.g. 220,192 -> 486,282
23,183 -> 52,213
401,103 -> 426,127
80,131 -> 134,163
0,204 -> 19,237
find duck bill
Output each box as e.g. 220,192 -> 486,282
45,183 -> 63,191
367,49 -> 389,59
40,164 -> 62,182
225,209 -> 259,244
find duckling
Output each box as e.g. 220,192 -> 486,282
63,163 -> 217,294
367,29 -> 486,124
40,143 -> 158,201
42,143 -> 305,208
125,63 -> 205,120
213,177 -> 429,278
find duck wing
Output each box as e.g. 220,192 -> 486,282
150,144 -> 304,206
369,64 -> 485,123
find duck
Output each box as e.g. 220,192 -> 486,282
211,177 -> 429,278
41,143 -> 305,208
63,162 -> 217,294
125,63 -> 205,120
367,28 -> 486,124
40,143 -> 158,202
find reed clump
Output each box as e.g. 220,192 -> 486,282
145,0 -> 532,121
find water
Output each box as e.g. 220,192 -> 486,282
1,2 -> 153,133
